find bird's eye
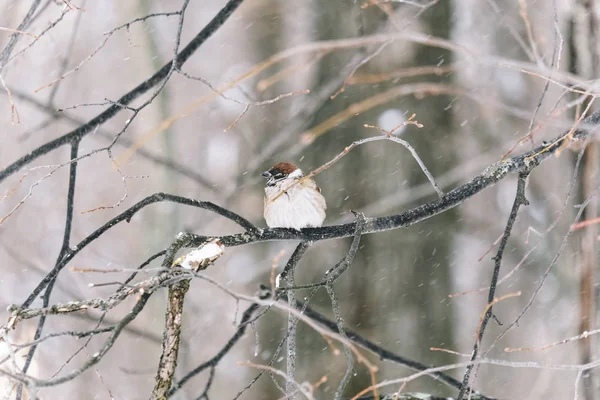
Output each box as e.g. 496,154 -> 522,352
273,173 -> 284,179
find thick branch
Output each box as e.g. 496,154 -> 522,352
151,279 -> 190,400
151,229 -> 224,398
171,109 -> 600,248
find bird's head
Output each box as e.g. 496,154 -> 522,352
261,162 -> 303,186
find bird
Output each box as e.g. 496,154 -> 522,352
262,162 -> 327,230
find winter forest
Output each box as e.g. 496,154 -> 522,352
0,0 -> 599,399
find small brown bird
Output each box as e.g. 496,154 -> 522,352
262,162 -> 327,230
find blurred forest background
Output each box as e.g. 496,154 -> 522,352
0,0 -> 599,399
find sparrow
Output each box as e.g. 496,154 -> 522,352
262,162 -> 327,230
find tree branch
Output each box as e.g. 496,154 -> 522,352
167,303 -> 261,397
162,108 -> 600,250
0,0 -> 42,70
16,138 -> 80,400
0,0 -> 245,184
5,87 -> 218,192
151,229 -> 225,398
1,293 -> 151,389
282,242 -> 311,399
18,192 -> 255,312
294,300 -> 483,397
457,171 -> 531,400
151,279 -> 190,400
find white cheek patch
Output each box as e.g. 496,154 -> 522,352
288,169 -> 303,179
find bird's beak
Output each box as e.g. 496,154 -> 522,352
261,171 -> 271,179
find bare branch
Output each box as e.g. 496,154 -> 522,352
151,279 -> 190,400
0,0 -> 42,71
281,242 -> 311,399
0,0 -> 246,184
457,172 -> 530,400
2,294 -> 151,389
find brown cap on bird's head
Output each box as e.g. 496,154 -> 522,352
270,162 -> 297,175
261,162 -> 301,185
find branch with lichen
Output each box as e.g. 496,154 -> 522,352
5,268 -> 184,330
151,237 -> 225,399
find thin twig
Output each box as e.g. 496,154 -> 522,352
505,327 -> 600,353
0,74 -> 19,124
237,361 -> 315,400
3,294 -> 151,388
364,120 -> 444,197
269,117 -> 440,206
457,171 -> 530,400
350,357 -> 600,399
168,303 -> 261,397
